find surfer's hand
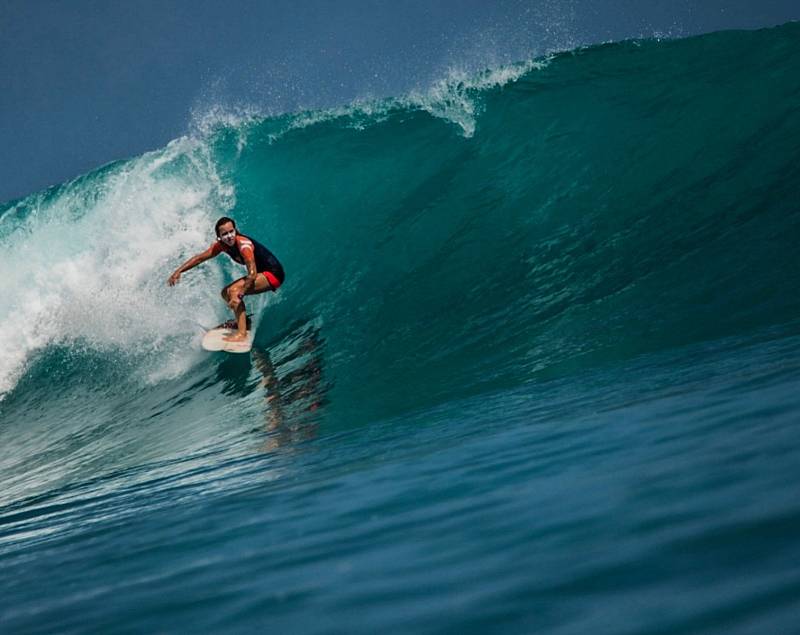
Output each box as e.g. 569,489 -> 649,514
168,271 -> 181,286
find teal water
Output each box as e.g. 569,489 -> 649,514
2,23 -> 800,633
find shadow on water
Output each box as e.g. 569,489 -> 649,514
214,319 -> 330,450
214,352 -> 256,396
254,320 -> 330,451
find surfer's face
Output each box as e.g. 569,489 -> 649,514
217,222 -> 236,246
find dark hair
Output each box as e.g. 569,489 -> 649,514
215,216 -> 237,236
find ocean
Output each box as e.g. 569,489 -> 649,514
1,22 -> 800,634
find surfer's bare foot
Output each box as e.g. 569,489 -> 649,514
223,332 -> 248,342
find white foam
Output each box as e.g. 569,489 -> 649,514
280,59 -> 549,140
217,57 -> 551,147
189,102 -> 267,156
0,136 -> 235,399
405,59 -> 548,137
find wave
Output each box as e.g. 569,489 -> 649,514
2,23 -> 799,423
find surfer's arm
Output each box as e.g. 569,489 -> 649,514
240,256 -> 258,296
233,239 -> 258,297
167,246 -> 217,286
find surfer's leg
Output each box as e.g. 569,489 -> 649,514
221,276 -> 272,341
222,275 -> 272,305
220,278 -> 247,340
246,273 -> 274,296
232,297 -> 248,338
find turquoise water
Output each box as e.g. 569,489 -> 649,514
2,23 -> 800,633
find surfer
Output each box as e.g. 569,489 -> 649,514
167,217 -> 285,341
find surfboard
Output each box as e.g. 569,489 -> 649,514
201,327 -> 253,354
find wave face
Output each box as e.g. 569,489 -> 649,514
5,25 -> 798,410
2,23 -> 800,634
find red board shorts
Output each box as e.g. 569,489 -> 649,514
260,270 -> 282,291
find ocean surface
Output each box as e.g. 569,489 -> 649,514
2,23 -> 800,634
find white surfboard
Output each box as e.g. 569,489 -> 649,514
201,327 -> 253,354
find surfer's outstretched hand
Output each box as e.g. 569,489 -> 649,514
168,271 -> 181,286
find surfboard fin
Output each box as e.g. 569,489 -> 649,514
216,314 -> 253,331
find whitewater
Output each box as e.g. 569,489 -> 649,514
1,23 -> 800,634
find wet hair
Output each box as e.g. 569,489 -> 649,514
215,216 -> 237,236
